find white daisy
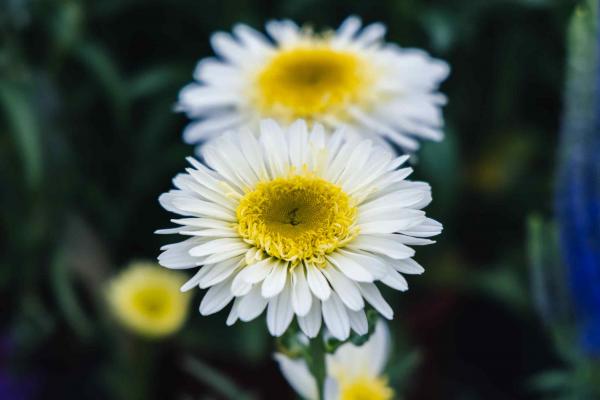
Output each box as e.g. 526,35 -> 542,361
177,16 -> 449,152
157,119 -> 441,340
275,319 -> 395,400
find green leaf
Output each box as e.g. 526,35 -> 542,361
529,369 -> 571,392
526,215 -> 571,326
127,65 -> 183,100
50,248 -> 95,340
76,42 -> 129,128
49,1 -> 83,64
418,127 -> 460,214
388,349 -> 422,388
0,81 -> 42,189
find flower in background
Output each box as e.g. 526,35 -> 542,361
177,16 -> 449,152
157,120 -> 440,340
106,262 -> 192,338
275,320 -> 394,400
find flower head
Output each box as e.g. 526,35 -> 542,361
275,320 -> 394,400
106,262 -> 192,338
177,16 -> 449,152
157,120 -> 441,339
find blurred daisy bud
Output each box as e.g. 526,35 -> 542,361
106,262 -> 192,338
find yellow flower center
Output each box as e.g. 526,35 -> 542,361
236,174 -> 358,266
131,286 -> 174,319
340,376 -> 395,400
255,46 -> 371,121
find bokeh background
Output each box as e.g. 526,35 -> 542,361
2,0 -> 599,399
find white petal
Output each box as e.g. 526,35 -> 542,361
261,261 -> 288,298
199,277 -> 235,315
335,249 -> 388,280
394,258 -> 425,274
274,354 -> 318,400
364,320 -> 391,375
210,31 -> 247,65
172,196 -> 235,221
322,265 -> 364,311
198,257 -> 240,289
347,234 -> 415,259
239,127 -> 268,180
393,234 -> 436,246
235,258 -> 275,284
265,20 -> 300,45
379,266 -> 409,291
322,292 -> 350,340
323,377 -> 340,400
359,189 -> 427,215
185,157 -> 241,198
226,297 -> 241,326
193,58 -> 242,87
348,106 -> 419,151
357,283 -> 393,320
233,24 -> 272,53
189,238 -> 246,258
260,119 -> 289,178
357,213 -> 425,235
355,22 -> 386,47
358,215 -> 425,235
291,265 -> 312,316
237,285 -> 269,322
327,252 -> 373,282
182,114 -> 244,144
336,15 -> 362,41
288,119 -> 309,169
180,268 -> 204,292
306,264 -> 331,301
155,226 -> 192,235
177,84 -> 239,113
201,144 -> 247,191
325,141 -> 358,183
399,217 -> 443,237
266,285 -> 294,336
336,140 -> 372,187
158,238 -> 201,269
231,271 -> 254,296
298,299 -> 322,338
348,309 -> 368,335
203,248 -> 248,265
186,228 -> 238,238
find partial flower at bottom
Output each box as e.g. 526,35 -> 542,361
157,119 -> 441,340
275,320 -> 394,400
106,261 -> 192,338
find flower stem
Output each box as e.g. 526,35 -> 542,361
307,331 -> 327,400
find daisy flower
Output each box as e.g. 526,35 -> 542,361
177,16 -> 449,152
106,262 -> 192,338
157,120 -> 441,340
275,319 -> 394,400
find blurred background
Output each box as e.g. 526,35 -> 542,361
2,0 -> 599,398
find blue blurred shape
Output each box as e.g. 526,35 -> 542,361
556,0 -> 600,356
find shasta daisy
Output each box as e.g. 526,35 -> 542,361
157,119 -> 441,339
177,16 -> 449,152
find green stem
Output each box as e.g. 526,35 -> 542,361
307,331 -> 327,400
